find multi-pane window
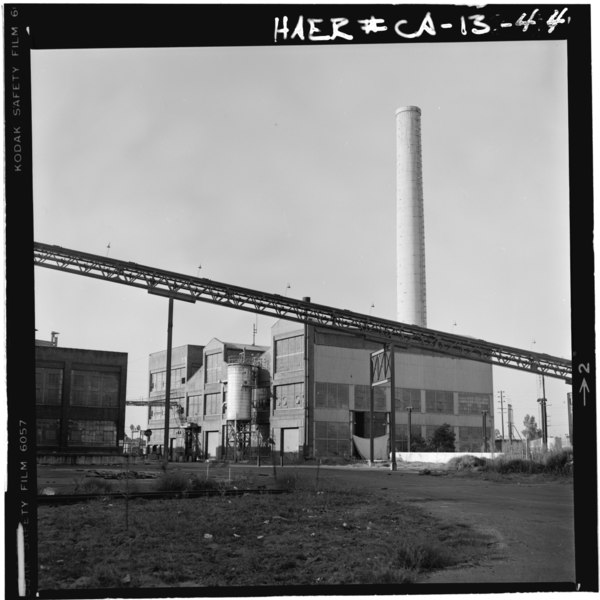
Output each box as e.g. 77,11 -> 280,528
205,353 -> 221,384
274,336 -> 304,373
315,421 -> 350,456
458,426 -> 488,452
187,395 -> 202,418
148,404 -> 182,422
37,419 -> 60,445
205,392 -> 222,415
150,367 -> 185,392
274,383 -> 304,409
425,390 -> 454,414
315,382 -> 349,409
68,420 -> 117,447
396,388 -> 421,411
458,393 -> 491,415
354,385 -> 387,411
71,370 -> 119,407
35,368 -> 63,405
394,423 -> 423,451
395,423 -> 422,441
149,405 -> 164,420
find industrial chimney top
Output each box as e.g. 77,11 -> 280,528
395,105 -> 421,115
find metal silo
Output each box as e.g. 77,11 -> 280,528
396,105 -> 427,328
226,363 -> 254,421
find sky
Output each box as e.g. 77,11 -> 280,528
31,39 -> 572,438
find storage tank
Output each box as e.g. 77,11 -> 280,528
226,363 -> 254,421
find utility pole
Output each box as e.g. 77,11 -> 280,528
537,375 -> 548,451
388,344 -> 397,471
369,359 -> 374,465
497,390 -> 505,440
407,406 -> 413,453
482,410 -> 488,452
163,298 -> 174,468
567,392 -> 573,447
507,403 -> 514,443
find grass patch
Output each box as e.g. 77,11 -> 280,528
446,450 -> 573,478
38,481 -> 493,590
447,455 -> 486,471
72,478 -> 114,495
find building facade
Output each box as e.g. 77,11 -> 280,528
145,321 -> 494,461
145,340 -> 271,460
35,344 -> 128,460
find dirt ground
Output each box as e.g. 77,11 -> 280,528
37,460 -> 576,588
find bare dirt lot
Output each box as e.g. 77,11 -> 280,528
37,461 -> 575,590
303,464 -> 576,585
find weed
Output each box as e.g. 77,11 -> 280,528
154,470 -> 189,492
39,481 -> 496,589
447,455 -> 486,471
187,475 -> 221,491
489,458 -> 543,474
542,449 -> 573,475
73,478 -> 114,495
396,538 -> 457,571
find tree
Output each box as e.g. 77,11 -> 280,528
522,414 -> 542,441
428,423 -> 456,452
410,434 -> 429,452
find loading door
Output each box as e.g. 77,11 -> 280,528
206,431 -> 219,459
281,427 -> 299,464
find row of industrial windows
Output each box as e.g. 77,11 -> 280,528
314,418 -> 492,455
150,367 -> 186,392
148,403 -> 185,421
315,382 -> 350,409
37,418 -> 117,447
36,368 -> 120,407
315,382 -> 490,414
315,420 -> 350,456
274,383 -> 304,409
180,388 -> 272,420
151,385 -> 491,421
274,336 -> 304,373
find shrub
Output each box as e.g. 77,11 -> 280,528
73,478 -> 114,495
489,457 -> 543,474
447,455 -> 486,471
395,539 -> 457,572
154,470 -> 189,492
542,449 -> 573,475
187,475 -> 221,492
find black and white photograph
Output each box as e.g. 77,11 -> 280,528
4,3 -> 596,598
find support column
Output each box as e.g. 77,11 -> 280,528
163,298 -> 173,468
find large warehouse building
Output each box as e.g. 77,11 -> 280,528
35,340 -> 128,462
145,320 -> 494,461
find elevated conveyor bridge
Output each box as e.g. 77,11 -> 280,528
34,242 -> 572,383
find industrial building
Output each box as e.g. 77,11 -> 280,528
145,320 -> 494,461
35,339 -> 128,462
144,105 -> 495,461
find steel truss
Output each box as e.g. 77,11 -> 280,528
34,242 -> 572,382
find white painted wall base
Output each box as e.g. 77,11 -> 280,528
392,451 -> 503,464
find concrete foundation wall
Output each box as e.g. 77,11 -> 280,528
394,451 -> 502,464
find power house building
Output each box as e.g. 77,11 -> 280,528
145,320 -> 494,461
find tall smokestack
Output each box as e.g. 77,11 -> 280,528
396,106 -> 427,327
